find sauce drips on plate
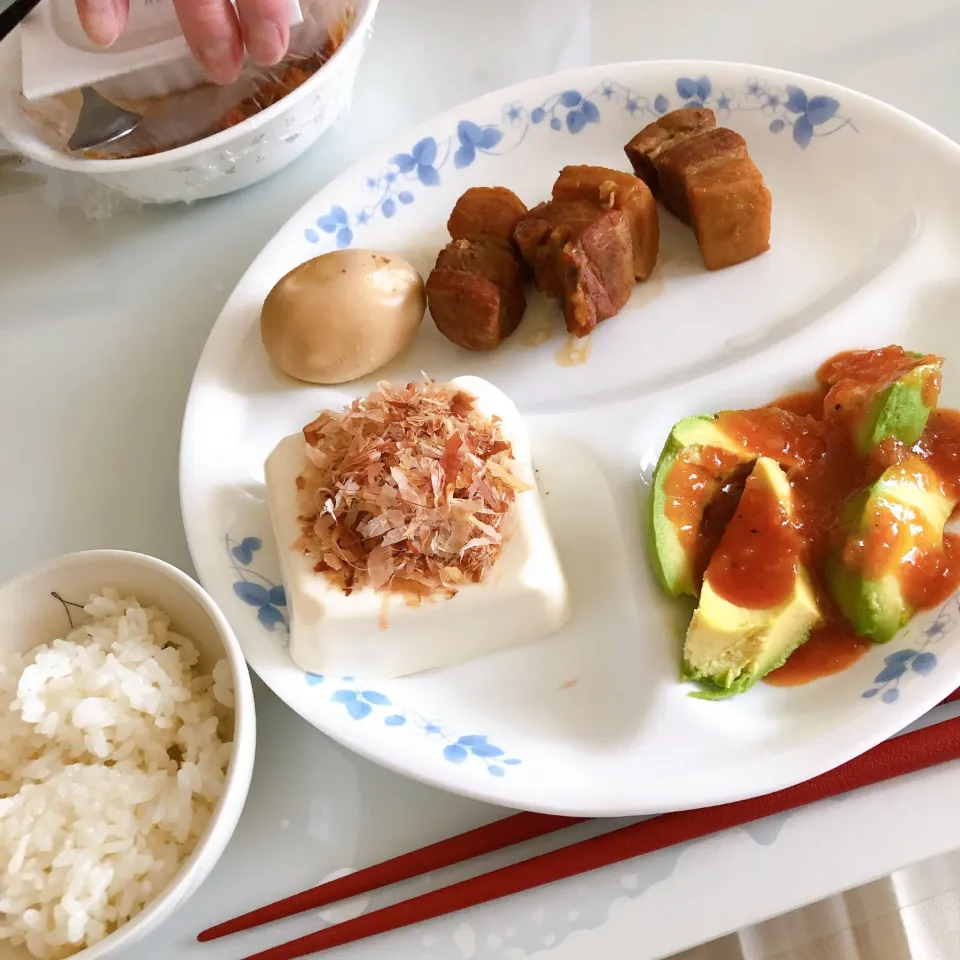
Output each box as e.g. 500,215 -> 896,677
765,622 -> 871,686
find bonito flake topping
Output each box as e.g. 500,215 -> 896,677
295,380 -> 531,597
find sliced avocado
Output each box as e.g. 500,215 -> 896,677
827,458 -> 955,642
649,415 -> 753,597
682,457 -> 822,698
858,358 -> 941,452
683,572 -> 821,698
822,353 -> 942,454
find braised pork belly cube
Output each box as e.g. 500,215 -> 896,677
552,165 -> 659,281
650,127 -> 771,269
512,204 -> 565,299
653,127 -> 749,224
623,107 -> 716,196
624,107 -> 771,271
514,199 -> 633,338
687,157 -> 772,270
432,186 -> 531,350
426,237 -> 526,351
447,186 -> 528,246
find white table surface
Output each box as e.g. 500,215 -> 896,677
5,1 -> 960,958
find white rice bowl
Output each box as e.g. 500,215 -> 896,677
0,589 -> 235,959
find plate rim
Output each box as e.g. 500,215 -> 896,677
180,57 -> 960,815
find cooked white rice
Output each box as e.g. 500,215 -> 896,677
0,589 -> 234,959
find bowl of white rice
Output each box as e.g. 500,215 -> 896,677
0,550 -> 256,959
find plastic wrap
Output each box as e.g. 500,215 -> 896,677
0,148 -> 141,215
19,0 -> 304,101
17,0 -> 354,161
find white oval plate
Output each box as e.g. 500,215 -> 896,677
181,60 -> 960,816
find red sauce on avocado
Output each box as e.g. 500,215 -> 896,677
770,388 -> 827,419
663,445 -> 745,586
900,533 -> 960,611
668,345 -> 960,687
708,465 -> 801,609
917,409 -> 960,502
714,407 -> 825,467
818,346 -> 944,441
816,345 -> 941,388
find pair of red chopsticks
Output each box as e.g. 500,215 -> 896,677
199,689 -> 960,960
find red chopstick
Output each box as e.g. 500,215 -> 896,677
198,812 -> 585,942
225,710 -> 960,960
203,685 -> 960,945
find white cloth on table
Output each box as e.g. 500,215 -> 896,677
670,848 -> 960,959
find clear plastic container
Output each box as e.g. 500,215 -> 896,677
19,0 -> 303,100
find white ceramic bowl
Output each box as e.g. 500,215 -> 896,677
0,550 -> 256,960
0,0 -> 379,204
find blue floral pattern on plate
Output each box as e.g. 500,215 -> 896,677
303,73 -> 857,246
861,595 -> 956,703
226,537 -> 522,775
226,535 -> 289,633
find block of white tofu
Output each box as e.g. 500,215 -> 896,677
264,376 -> 570,679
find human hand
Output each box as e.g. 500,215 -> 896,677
76,0 -> 292,85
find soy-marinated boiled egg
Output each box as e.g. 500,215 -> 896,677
260,249 -> 426,384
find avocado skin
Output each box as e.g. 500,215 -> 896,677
827,556 -> 907,644
649,415 -> 746,598
649,426 -> 691,596
826,486 -> 906,644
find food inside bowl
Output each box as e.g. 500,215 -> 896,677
16,0 -> 355,160
0,589 -> 234,959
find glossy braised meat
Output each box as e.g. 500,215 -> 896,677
426,237 -> 526,351
447,186 -> 528,246
686,156 -> 772,270
552,165 -> 659,282
514,199 -> 633,338
623,107 -> 716,196
653,127 -> 749,224
428,185 -> 530,351
625,108 -> 772,271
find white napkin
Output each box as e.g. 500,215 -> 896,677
668,849 -> 960,960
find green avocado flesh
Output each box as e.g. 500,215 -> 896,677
650,347 -> 948,700
649,415 -> 752,598
827,462 -> 955,643
847,357 -> 940,454
682,458 -> 822,699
